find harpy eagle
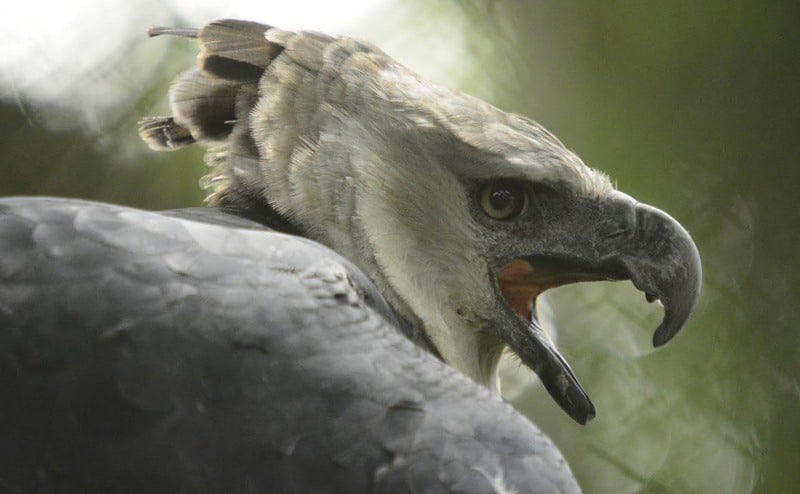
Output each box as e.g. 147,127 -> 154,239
0,20 -> 701,493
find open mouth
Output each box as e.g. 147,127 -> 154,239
497,257 -> 636,323
486,197 -> 701,424
494,257 -> 645,424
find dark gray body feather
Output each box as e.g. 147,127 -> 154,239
0,197 -> 579,493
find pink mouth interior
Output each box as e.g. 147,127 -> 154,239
497,259 -> 591,322
497,260 -> 541,322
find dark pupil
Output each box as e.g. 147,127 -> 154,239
490,189 -> 513,211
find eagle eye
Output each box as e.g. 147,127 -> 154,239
478,181 -> 527,220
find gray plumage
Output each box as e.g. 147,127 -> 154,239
0,198 -> 577,493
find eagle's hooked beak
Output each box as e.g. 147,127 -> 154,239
494,192 -> 701,424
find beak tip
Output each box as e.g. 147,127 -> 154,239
562,380 -> 597,424
652,268 -> 702,348
652,325 -> 673,347
562,391 -> 596,425
652,303 -> 693,347
579,402 -> 597,425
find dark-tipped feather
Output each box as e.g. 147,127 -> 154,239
197,19 -> 284,81
168,68 -> 239,141
138,117 -> 194,151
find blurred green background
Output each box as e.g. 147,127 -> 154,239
1,1 -> 797,492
